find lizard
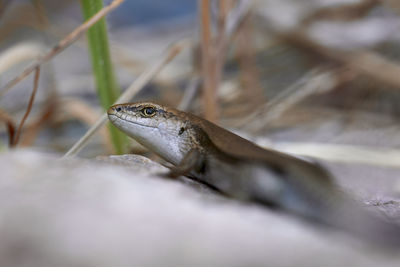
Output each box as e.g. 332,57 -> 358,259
107,101 -> 400,246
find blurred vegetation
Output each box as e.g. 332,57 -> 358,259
1,0 -> 400,160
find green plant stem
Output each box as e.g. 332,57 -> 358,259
80,0 -> 126,154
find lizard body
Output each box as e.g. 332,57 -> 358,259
108,102 -> 400,245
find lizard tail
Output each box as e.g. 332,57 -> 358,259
282,190 -> 400,247
253,182 -> 400,247
321,198 -> 400,247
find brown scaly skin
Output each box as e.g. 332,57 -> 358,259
108,102 -> 400,247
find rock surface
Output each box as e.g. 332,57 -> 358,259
0,150 -> 400,267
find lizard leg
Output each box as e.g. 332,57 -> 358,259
166,149 -> 206,178
162,150 -> 227,194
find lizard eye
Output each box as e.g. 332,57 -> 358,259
141,106 -> 156,117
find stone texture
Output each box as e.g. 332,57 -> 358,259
0,150 -> 400,267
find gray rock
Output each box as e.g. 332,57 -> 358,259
0,150 -> 399,267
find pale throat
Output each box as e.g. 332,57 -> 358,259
127,121 -> 188,165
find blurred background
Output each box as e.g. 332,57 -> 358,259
2,1 -> 400,266
1,0 -> 400,196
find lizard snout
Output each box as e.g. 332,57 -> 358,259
107,105 -> 123,115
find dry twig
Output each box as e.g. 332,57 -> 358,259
12,67 -> 40,147
0,108 -> 16,146
18,95 -> 57,147
0,0 -> 125,98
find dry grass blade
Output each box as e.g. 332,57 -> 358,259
0,43 -> 45,74
178,77 -> 201,111
235,13 -> 263,107
63,41 -> 186,158
0,108 -> 16,146
12,67 -> 40,147
257,9 -> 400,90
301,0 -> 380,25
0,0 -> 125,98
281,31 -> 400,89
346,51 -> 400,89
271,142 -> 400,169
237,69 -> 339,131
224,0 -> 251,37
61,98 -> 112,153
200,0 -> 218,122
199,0 -> 251,121
32,0 -> 49,27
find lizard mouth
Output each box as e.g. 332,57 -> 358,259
108,113 -> 157,129
107,113 -> 118,123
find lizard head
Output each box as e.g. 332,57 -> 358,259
107,102 -> 192,165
